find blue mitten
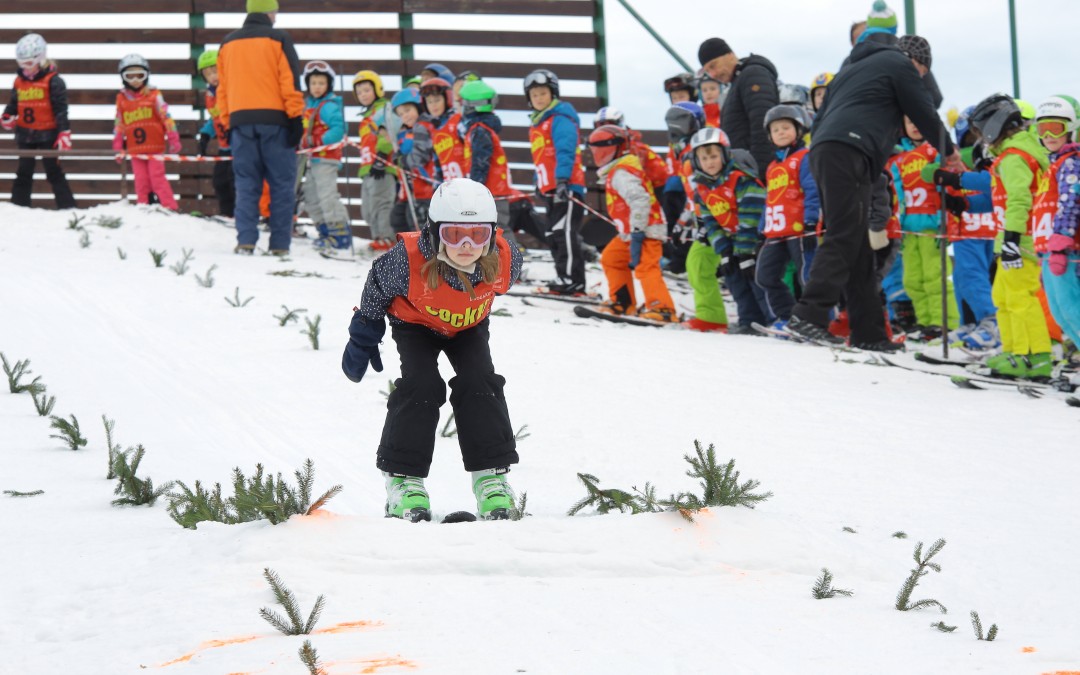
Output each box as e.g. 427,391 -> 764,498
342,313 -> 386,383
628,231 -> 645,270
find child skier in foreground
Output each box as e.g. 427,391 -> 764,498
341,178 -> 523,522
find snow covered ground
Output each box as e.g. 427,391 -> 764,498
2,201 -> 1078,675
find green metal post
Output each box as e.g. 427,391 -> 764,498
614,0 -> 691,72
190,6 -> 206,117
903,0 -> 916,35
594,0 -> 608,105
399,11 -> 414,74
1009,0 -> 1020,97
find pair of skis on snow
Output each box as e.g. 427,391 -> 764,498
506,287 -> 679,328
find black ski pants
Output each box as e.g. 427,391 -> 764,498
377,319 -> 518,478
543,194 -> 586,285
213,157 -> 235,218
11,139 -> 76,209
793,142 -> 888,343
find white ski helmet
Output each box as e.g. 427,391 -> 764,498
689,126 -> 731,173
118,53 -> 150,74
1036,95 -> 1080,133
595,106 -> 626,128
15,33 -> 47,67
428,178 -> 498,225
302,60 -> 336,89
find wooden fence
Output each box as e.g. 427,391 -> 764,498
0,0 -> 666,238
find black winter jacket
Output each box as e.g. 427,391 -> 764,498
4,64 -> 69,145
812,38 -> 953,175
720,54 -> 779,174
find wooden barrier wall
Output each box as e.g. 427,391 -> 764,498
0,0 -> 667,237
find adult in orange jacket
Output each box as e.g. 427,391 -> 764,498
217,0 -> 305,255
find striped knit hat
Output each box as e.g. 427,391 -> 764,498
867,1 -> 898,33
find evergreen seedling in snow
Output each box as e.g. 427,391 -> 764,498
49,414 -> 88,450
2,353 -> 41,394
567,473 -> 647,516
269,269 -> 326,279
514,424 -> 531,441
274,305 -> 307,326
970,611 -> 998,641
440,412 -> 458,438
491,307 -> 512,317
811,568 -> 854,599
259,568 -> 325,635
92,214 -> 123,229
111,444 -> 175,506
931,621 -> 957,633
169,248 -> 194,276
67,213 -> 85,230
167,480 -> 230,529
195,264 -> 217,288
379,379 -> 396,399
117,247 -> 127,260
225,287 -> 254,307
510,491 -> 530,521
895,538 -> 947,613
79,229 -> 91,248
893,531 -> 908,539
32,389 -> 56,417
843,526 -> 857,533
149,248 -> 167,267
661,441 -> 772,520
4,489 -> 44,498
632,482 -> 662,513
301,315 -> 321,350
298,640 -> 324,675
102,415 -> 120,479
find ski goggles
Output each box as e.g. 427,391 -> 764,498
302,60 -> 333,78
122,69 -> 148,83
1036,119 -> 1071,139
664,76 -> 693,93
420,83 -> 449,98
438,223 -> 493,248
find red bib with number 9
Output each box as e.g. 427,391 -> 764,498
116,88 -> 165,154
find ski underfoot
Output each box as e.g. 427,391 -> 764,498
750,322 -> 865,352
875,355 -> 1078,405
507,287 -> 603,305
572,304 -> 677,327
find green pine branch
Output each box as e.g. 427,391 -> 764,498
111,444 -> 175,506
92,214 -> 123,229
169,248 -> 194,276
301,315 -> 321,350
49,414 -> 88,450
149,248 -> 167,267
32,389 -> 56,417
931,621 -> 957,632
274,305 -> 308,327
79,229 -> 91,248
195,264 -> 217,288
298,640 -> 324,675
659,442 -> 772,521
167,480 -> 233,528
567,473 -> 645,516
67,213 -> 85,230
811,568 -> 854,599
259,568 -> 325,635
225,287 -> 254,307
439,413 -> 458,438
117,247 -> 127,260
513,424 -> 531,441
2,353 -> 41,394
4,489 -> 45,498
970,610 -> 998,641
102,415 -> 120,479
509,491 -> 530,521
895,538 -> 947,613
379,379 -> 396,399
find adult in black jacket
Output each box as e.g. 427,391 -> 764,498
787,35 -> 957,349
698,38 -> 779,175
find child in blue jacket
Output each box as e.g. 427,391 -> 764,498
300,61 -> 351,251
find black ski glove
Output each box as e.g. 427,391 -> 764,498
342,313 -> 385,383
286,116 -> 304,148
1000,230 -> 1023,270
370,153 -> 388,179
197,133 -> 210,157
932,168 -> 962,190
553,180 -> 570,204
943,193 -> 968,217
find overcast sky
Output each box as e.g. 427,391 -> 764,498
3,0 -> 1076,135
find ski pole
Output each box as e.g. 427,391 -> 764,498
569,194 -> 618,227
938,135 -> 950,359
397,157 -> 422,232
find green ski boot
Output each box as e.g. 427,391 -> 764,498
471,468 -> 514,521
984,352 -> 1016,374
384,472 -> 431,522
988,352 -> 1034,379
1024,352 -> 1053,379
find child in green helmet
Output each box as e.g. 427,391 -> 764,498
195,49 -> 235,218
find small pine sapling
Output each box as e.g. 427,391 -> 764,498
514,424 -> 531,441
843,526 -> 857,533
491,307 -> 512,317
567,473 -> 645,516
440,412 -> 457,438
149,248 -> 167,267
970,611 -> 998,641
274,305 -> 307,327
931,621 -> 957,633
298,640 -> 324,675
169,248 -> 194,276
379,379 -> 396,399
117,247 -> 127,260
67,213 -> 85,230
4,489 -> 44,498
49,414 -> 88,450
111,444 -> 175,506
231,460 -> 343,524
32,389 -> 56,417
79,229 -> 91,248
259,568 -> 325,635
102,415 -> 120,479
92,214 -> 123,229
895,538 -> 947,613
510,491 -> 530,521
195,264 -> 218,288
2,353 -> 40,393
661,441 -> 773,520
811,568 -> 854,599
167,480 -> 231,528
301,315 -> 321,350
269,270 -> 326,279
892,531 -> 908,539
225,287 -> 254,307
632,482 -> 663,513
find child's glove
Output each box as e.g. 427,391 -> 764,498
286,116 -> 303,148
370,153 -> 388,179
932,168 -> 962,190
197,133 -> 210,156
341,313 -> 385,383
1047,233 -> 1075,277
553,180 -> 570,204
943,193 -> 968,217
628,231 -> 644,270
166,130 -> 182,154
1000,230 -> 1023,270
0,114 -> 15,130
54,131 -> 72,151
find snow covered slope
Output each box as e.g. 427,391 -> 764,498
2,202 -> 1078,675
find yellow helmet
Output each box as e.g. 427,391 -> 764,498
1014,98 -> 1036,121
809,72 -> 834,92
351,69 -> 384,99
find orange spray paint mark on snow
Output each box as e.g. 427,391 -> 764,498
323,655 -> 419,674
304,508 -> 339,519
312,620 -> 384,634
157,635 -> 262,667
1041,671 -> 1080,675
1022,646 -> 1037,653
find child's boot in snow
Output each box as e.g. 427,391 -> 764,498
471,467 -> 514,520
384,472 -> 431,522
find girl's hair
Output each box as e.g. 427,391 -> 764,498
420,245 -> 501,300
